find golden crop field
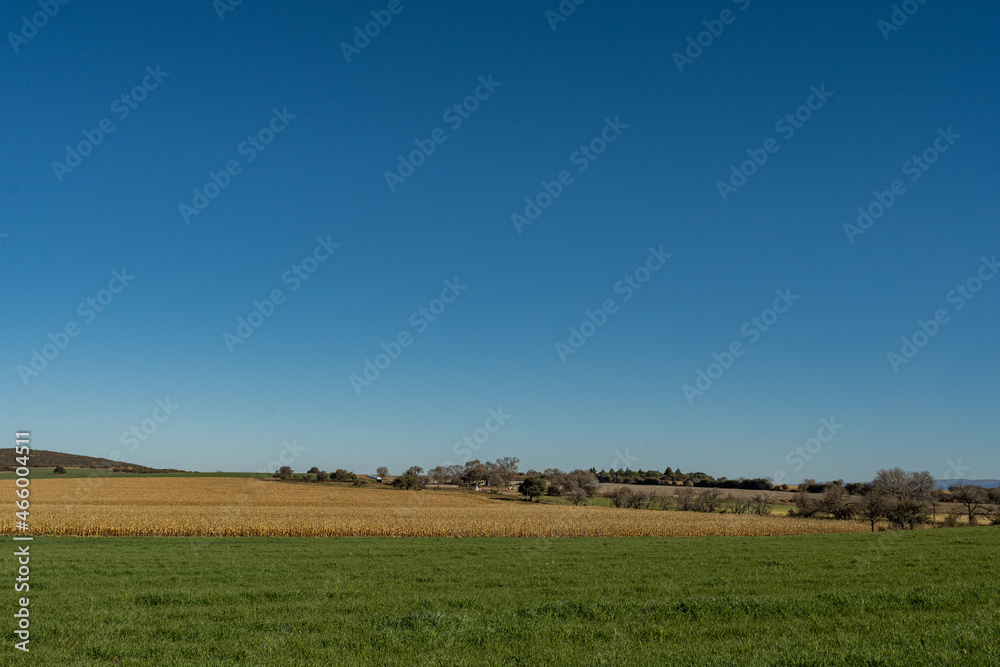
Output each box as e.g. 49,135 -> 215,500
0,477 -> 871,537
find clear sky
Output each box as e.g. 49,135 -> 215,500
3,0 -> 998,482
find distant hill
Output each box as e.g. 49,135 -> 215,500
0,449 -> 185,473
936,479 -> 1000,490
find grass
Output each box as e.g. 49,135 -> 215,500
6,528 -> 998,665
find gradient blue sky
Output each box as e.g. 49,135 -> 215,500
3,0 -> 998,482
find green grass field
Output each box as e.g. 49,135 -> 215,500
6,529 -> 997,665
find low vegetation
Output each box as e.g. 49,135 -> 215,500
8,531 -> 998,665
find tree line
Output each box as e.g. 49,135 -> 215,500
273,461 -> 999,530
790,468 -> 1000,530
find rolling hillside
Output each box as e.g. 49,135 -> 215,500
0,449 -> 184,473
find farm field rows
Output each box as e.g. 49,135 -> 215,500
6,530 -> 998,666
0,477 -> 868,537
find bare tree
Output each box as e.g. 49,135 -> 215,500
493,457 -> 520,488
988,488 -> 1000,524
872,468 -> 935,529
427,466 -> 447,486
446,464 -> 464,483
376,466 -> 389,478
568,486 -> 588,506
722,493 -> 749,514
822,484 -> 855,520
791,480 -> 821,517
856,491 -> 890,532
566,469 -> 599,496
750,493 -> 772,516
611,487 -> 648,509
675,486 -> 697,512
950,484 -> 989,526
694,488 -> 724,513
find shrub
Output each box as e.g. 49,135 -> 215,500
518,477 -> 547,501
568,487 -> 588,506
392,474 -> 423,490
611,487 -> 648,509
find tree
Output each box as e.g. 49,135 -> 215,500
404,466 -> 424,477
568,487 -> 588,506
308,467 -> 320,474
611,487 -> 649,509
722,493 -> 750,514
492,457 -> 520,488
791,480 -> 821,517
316,471 -> 329,483
376,466 -> 389,478
950,484 -> 989,525
693,488 -> 724,513
462,460 -> 489,487
564,469 -> 598,497
274,466 -> 293,480
53,466 -> 67,475
518,476 -> 547,501
542,468 -> 567,493
392,474 -> 423,490
988,488 -> 1000,525
675,486 -> 697,511
750,493 -> 772,516
822,483 -> 855,520
872,468 -> 934,529
332,469 -> 355,482
856,490 -> 891,531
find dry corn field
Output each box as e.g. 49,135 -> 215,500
0,477 -> 872,537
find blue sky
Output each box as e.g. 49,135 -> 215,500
2,0 -> 998,482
